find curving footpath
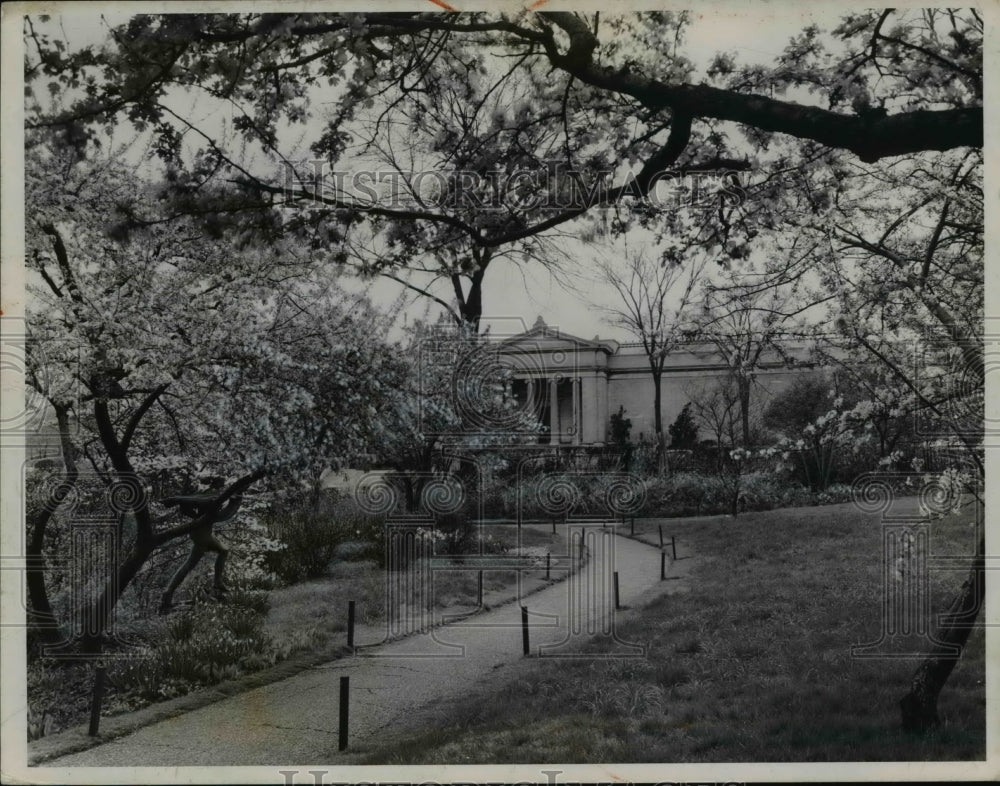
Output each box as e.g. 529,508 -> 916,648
39,527 -> 678,767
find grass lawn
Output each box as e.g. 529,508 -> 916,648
360,499 -> 986,763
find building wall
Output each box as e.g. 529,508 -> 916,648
607,366 -> 815,443
497,329 -> 826,446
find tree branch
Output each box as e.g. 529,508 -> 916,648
380,271 -> 461,324
538,11 -> 981,162
121,383 -> 171,454
153,467 -> 268,546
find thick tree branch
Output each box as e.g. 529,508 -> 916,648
537,11 -> 981,162
121,383 -> 171,454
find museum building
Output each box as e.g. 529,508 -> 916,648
496,317 -> 817,447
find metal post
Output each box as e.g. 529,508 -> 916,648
347,600 -> 356,650
671,535 -> 677,561
546,552 -> 551,580
88,666 -> 106,736
658,525 -> 664,549
338,676 -> 349,751
521,606 -> 530,656
477,570 -> 483,606
661,551 -> 666,580
614,571 -> 621,610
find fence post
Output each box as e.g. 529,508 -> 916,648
338,676 -> 349,751
658,525 -> 664,549
671,535 -> 677,561
88,665 -> 107,736
661,551 -> 666,580
546,552 -> 551,580
521,606 -> 530,656
347,600 -> 356,650
614,571 -> 621,610
477,570 -> 483,607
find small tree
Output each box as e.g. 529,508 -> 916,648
374,318 -> 540,516
598,245 -> 705,471
609,406 -> 634,472
686,374 -> 743,473
764,376 -> 845,490
667,403 -> 699,450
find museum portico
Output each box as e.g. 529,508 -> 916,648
497,317 -> 814,446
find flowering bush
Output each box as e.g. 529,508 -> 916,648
108,591 -> 273,702
642,471 -> 851,517
260,490 -> 364,583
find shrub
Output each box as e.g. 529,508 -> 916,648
220,605 -> 266,638
351,513 -> 391,566
263,491 -> 353,583
641,471 -> 850,518
167,613 -> 196,642
27,705 -> 55,741
668,403 -> 699,450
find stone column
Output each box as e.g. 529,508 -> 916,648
597,373 -> 608,445
524,379 -> 533,437
581,374 -> 599,444
572,377 -> 581,445
549,377 -> 559,444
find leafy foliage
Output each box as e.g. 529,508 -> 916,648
667,403 -> 699,450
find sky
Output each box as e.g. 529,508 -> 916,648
24,4 -> 848,343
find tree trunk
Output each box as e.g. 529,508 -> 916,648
652,373 -> 665,473
739,376 -> 752,446
26,511 -> 62,646
653,375 -> 663,437
27,404 -> 79,647
899,530 -> 985,731
401,474 -> 418,512
454,256 -> 489,334
80,541 -> 154,653
464,269 -> 484,333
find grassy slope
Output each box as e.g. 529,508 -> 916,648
361,500 -> 986,763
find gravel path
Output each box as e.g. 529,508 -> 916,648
44,527 -> 672,767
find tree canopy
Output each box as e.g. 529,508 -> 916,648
23,9 -> 983,327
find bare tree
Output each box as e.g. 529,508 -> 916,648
598,244 -> 705,470
694,281 -> 803,447
685,372 -> 742,471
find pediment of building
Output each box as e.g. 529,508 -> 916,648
497,327 -> 618,356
